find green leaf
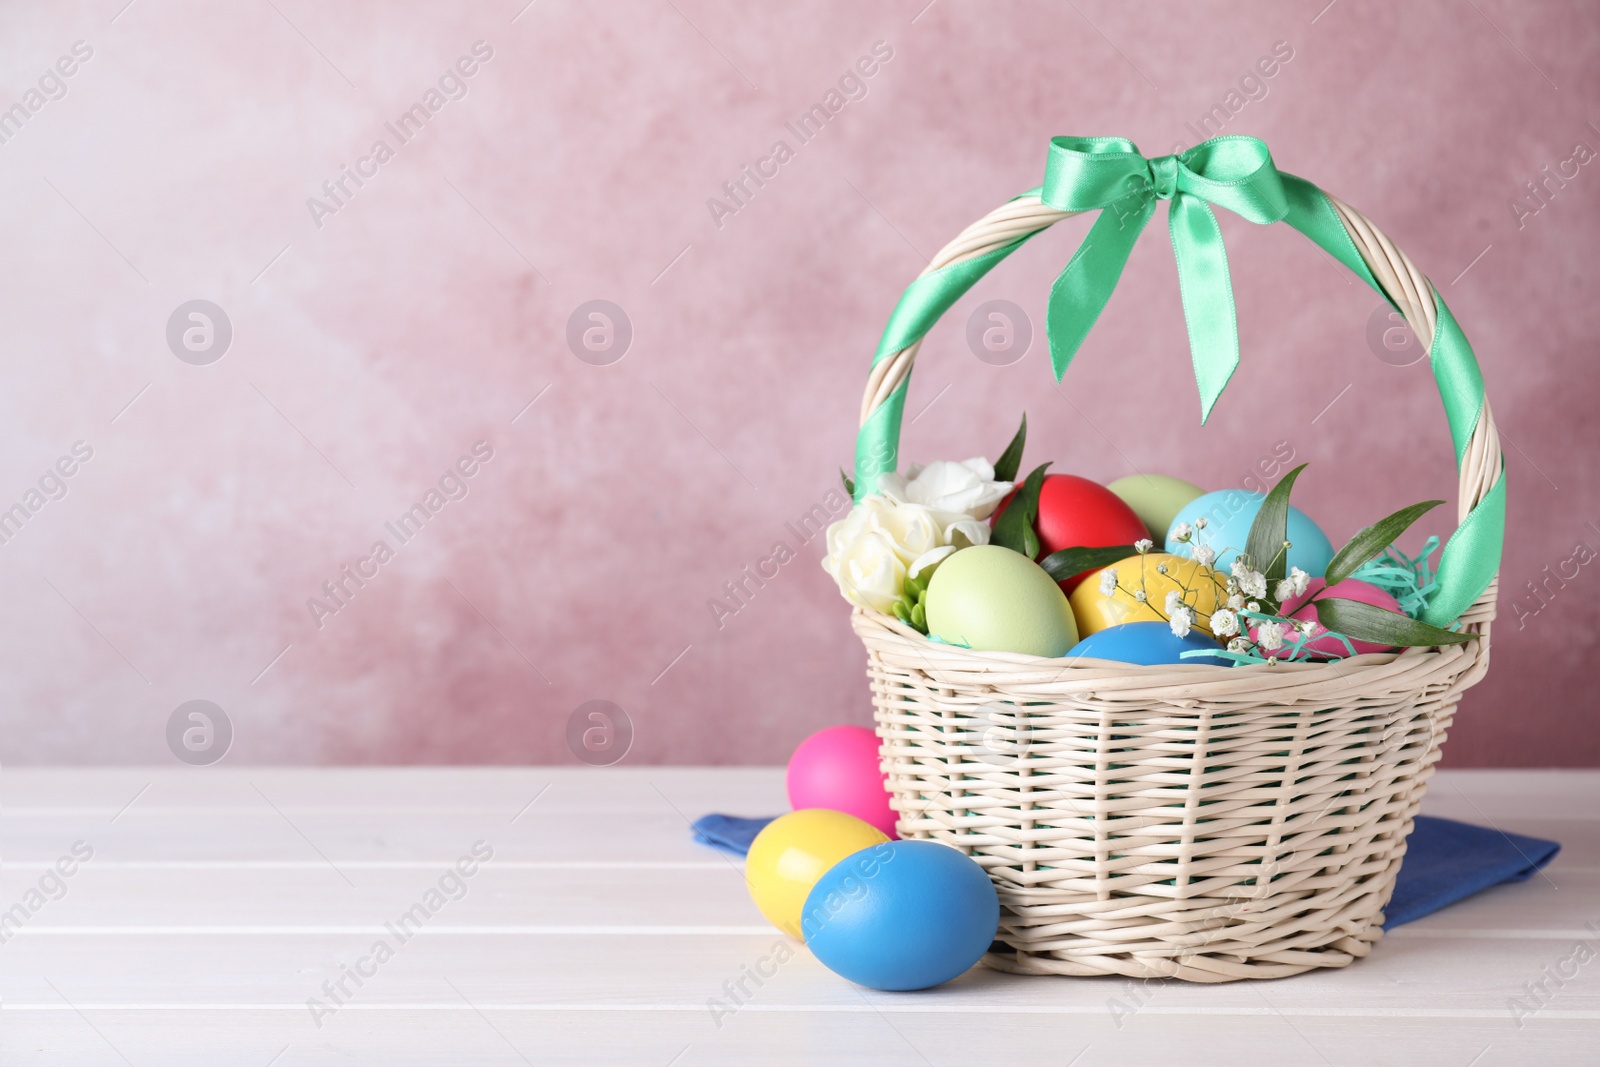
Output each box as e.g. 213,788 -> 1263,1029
910,600 -> 927,633
1313,597 -> 1476,647
993,413 -> 1027,484
1039,545 -> 1140,585
840,467 -> 855,497
1324,500 -> 1444,588
892,599 -> 914,626
1243,463 -> 1308,587
991,462 -> 1051,557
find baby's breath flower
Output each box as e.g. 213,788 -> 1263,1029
1168,605 -> 1194,638
1247,601 -> 1261,613
1287,566 -> 1311,597
1256,620 -> 1285,652
1134,589 -> 1147,602
1274,566 -> 1313,603
1227,593 -> 1245,611
1134,538 -> 1153,554
1297,619 -> 1317,635
1227,636 -> 1251,653
1195,517 -> 1208,529
1192,545 -> 1216,567
1238,568 -> 1267,599
1210,608 -> 1240,637
1156,562 -> 1169,575
1098,568 -> 1119,598
1164,590 -> 1184,616
1172,522 -> 1193,543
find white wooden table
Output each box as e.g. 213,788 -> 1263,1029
1,768 -> 1594,1065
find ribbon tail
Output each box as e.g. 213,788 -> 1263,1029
1167,195 -> 1241,423
1046,195 -> 1155,382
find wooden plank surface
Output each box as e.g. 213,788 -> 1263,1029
1,767 -> 1596,1065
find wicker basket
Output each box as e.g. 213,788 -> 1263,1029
850,141 -> 1504,983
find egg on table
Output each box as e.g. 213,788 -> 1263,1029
787,725 -> 897,838
802,839 -> 999,991
745,809 -> 890,940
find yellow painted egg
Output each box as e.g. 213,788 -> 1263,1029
1107,473 -> 1207,542
1070,553 -> 1223,639
923,545 -> 1078,657
746,809 -> 890,939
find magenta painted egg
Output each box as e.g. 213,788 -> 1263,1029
1255,577 -> 1403,658
786,726 -> 898,838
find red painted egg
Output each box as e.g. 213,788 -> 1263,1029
993,474 -> 1149,591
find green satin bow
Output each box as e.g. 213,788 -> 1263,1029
852,135 -> 1504,629
1040,135 -> 1290,422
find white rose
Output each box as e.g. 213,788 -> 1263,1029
942,515 -> 992,550
821,506 -> 906,614
822,494 -> 992,613
878,458 -> 1013,520
907,545 -> 958,580
866,497 -> 944,564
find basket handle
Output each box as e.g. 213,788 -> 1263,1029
851,136 -> 1504,631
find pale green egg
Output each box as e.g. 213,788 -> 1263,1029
1107,473 -> 1207,541
924,545 -> 1078,658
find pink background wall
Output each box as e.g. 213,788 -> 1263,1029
0,1 -> 1595,766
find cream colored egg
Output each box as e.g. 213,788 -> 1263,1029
924,545 -> 1078,658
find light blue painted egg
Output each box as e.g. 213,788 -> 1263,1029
1165,489 -> 1334,577
801,840 -> 998,991
1066,621 -> 1231,667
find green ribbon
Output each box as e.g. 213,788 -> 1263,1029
852,136 -> 1504,630
1040,135 -> 1290,422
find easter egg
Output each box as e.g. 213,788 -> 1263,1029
924,545 -> 1078,657
1066,621 -> 1231,667
802,840 -> 999,991
1166,489 -> 1335,577
787,726 -> 897,838
1069,553 -> 1223,639
1108,473 -> 1207,542
746,810 -> 890,939
1256,577 -> 1403,658
994,474 -> 1149,591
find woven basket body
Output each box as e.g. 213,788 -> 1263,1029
850,164 -> 1502,982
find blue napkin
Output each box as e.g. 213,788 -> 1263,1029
1383,814 -> 1560,928
691,813 -> 777,856
692,811 -> 1559,929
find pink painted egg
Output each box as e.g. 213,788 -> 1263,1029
786,726 -> 898,838
1255,577 -> 1403,658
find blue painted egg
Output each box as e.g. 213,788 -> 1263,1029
1066,621 -> 1231,667
1165,489 -> 1334,577
801,840 -> 998,991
